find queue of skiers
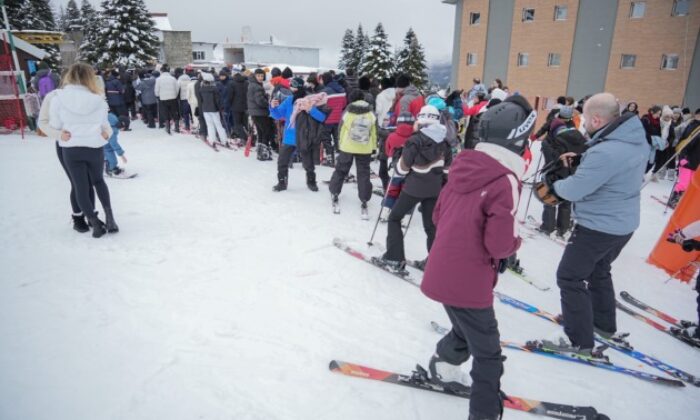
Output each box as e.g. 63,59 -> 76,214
35,56 -> 700,420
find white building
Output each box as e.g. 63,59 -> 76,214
221,42 -> 319,68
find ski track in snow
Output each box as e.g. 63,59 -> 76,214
0,127 -> 698,420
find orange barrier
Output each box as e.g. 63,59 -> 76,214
647,169 -> 700,282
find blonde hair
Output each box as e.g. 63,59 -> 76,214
62,63 -> 103,95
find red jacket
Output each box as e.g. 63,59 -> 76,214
463,100 -> 488,116
270,76 -> 290,89
421,145 -> 523,309
385,124 -> 414,158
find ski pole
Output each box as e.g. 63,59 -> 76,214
641,125 -> 700,190
520,152 -> 543,222
367,166 -> 397,247
663,171 -> 679,215
403,204 -> 416,239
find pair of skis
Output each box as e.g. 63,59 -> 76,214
429,321 -> 683,387
330,360 -> 610,420
495,291 -> 700,387
617,291 -> 699,349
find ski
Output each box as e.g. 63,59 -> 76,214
332,238 -> 419,286
405,259 -> 550,291
430,322 -> 684,387
619,291 -> 696,329
243,134 -> 253,157
200,137 -> 220,152
107,171 -> 138,179
494,291 -> 700,386
329,360 -> 609,420
650,195 -> 669,207
615,300 -> 700,349
520,216 -> 568,247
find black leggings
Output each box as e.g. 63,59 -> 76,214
56,142 -> 94,214
61,147 -> 112,218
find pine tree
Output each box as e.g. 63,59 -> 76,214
337,29 -> 355,71
56,5 -> 68,32
348,24 -> 368,75
5,0 -> 24,29
78,0 -> 101,63
92,0 -> 159,67
15,0 -> 61,67
361,23 -> 393,81
31,0 -> 58,30
395,28 -> 428,89
16,1 -> 41,30
65,0 -> 82,32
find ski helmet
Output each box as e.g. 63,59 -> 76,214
476,95 -> 537,156
417,105 -> 441,126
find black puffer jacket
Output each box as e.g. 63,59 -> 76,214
398,125 -> 453,199
295,104 -> 331,151
247,75 -> 269,117
680,120 -> 700,170
197,83 -> 221,113
230,73 -> 248,113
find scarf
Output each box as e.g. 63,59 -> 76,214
289,92 -> 328,128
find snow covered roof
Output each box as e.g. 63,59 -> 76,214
0,31 -> 47,60
150,13 -> 173,31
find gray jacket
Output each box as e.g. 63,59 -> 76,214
554,113 -> 650,235
136,77 -> 157,105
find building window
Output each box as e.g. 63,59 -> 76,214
554,5 -> 568,21
548,53 -> 561,67
192,51 -> 205,61
522,8 -> 535,22
470,12 -> 481,25
620,54 -> 637,69
672,0 -> 690,16
661,54 -> 680,70
466,53 -> 477,66
630,2 -> 646,18
517,53 -> 529,67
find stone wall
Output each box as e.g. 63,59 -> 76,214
162,31 -> 192,69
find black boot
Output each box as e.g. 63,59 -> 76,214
88,214 -> 107,238
104,207 -> 119,233
306,172 -> 318,192
72,214 -> 89,233
273,175 -> 287,192
174,121 -> 181,133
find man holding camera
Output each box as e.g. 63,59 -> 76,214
538,93 -> 650,356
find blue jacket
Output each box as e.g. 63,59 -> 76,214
269,95 -> 326,146
105,76 -> 125,106
554,113 -> 650,235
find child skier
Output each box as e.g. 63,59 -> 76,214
327,90 -> 377,217
104,112 -> 130,178
420,96 -> 537,420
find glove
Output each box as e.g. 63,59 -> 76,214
497,259 -> 508,274
682,239 -> 700,252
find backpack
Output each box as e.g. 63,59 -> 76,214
346,113 -> 373,144
38,72 -> 56,99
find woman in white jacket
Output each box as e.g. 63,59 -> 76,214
50,63 -> 115,238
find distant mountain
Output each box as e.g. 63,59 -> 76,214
428,60 -> 452,89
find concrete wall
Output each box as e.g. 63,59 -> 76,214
236,44 -> 319,67
161,31 -> 192,68
605,0 -> 700,111
450,0 -> 464,87
566,0 -> 618,100
483,0 -> 515,86
684,28 -> 700,110
59,31 -> 83,66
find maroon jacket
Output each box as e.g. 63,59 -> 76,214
421,144 -> 523,309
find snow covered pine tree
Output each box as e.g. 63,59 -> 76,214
362,23 -> 393,81
92,0 -> 159,67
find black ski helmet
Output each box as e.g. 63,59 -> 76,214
476,95 -> 537,156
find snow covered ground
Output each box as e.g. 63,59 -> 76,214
1,124 -> 698,420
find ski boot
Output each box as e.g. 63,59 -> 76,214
104,207 -> 119,233
360,201 -> 369,220
594,328 -> 633,351
331,193 -> 340,214
306,172 -> 318,192
371,255 -> 409,276
413,258 -> 428,271
72,213 -> 89,233
273,176 -> 287,192
427,353 -> 470,394
539,337 -> 610,363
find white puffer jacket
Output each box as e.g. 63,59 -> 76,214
155,71 -> 179,101
49,85 -> 110,148
177,74 -> 191,100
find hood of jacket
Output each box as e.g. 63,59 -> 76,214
420,124 -> 446,144
55,85 -> 107,116
448,143 -> 524,195
232,73 -> 247,83
395,123 -> 415,138
346,100 -> 371,115
401,85 -> 421,100
178,74 -> 191,82
35,68 -> 51,79
324,81 -> 345,94
591,112 -> 647,148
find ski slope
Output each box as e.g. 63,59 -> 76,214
0,125 -> 698,420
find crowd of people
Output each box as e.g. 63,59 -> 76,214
30,57 -> 700,420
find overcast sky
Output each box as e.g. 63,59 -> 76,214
56,0 -> 455,67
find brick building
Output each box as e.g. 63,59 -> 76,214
444,0 -> 700,111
